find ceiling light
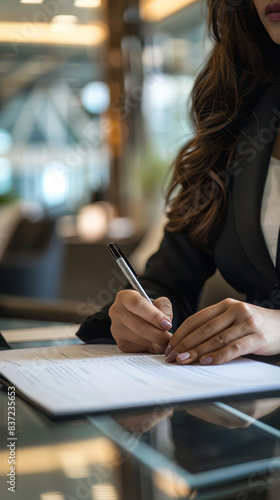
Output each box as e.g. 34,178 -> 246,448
20,0 -> 44,3
140,0 -> 197,22
51,15 -> 78,33
51,16 -> 78,25
42,162 -> 69,207
0,22 -> 108,46
81,81 -> 110,114
74,0 -> 102,7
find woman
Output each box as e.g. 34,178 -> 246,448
77,0 -> 280,365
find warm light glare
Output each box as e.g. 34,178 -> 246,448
40,493 -> 65,500
91,484 -> 119,500
51,16 -> 79,33
140,0 -> 197,22
0,22 -> 107,46
74,0 -> 102,7
0,438 -> 117,475
77,204 -> 109,241
59,451 -> 90,479
153,468 -> 191,498
51,16 -> 78,24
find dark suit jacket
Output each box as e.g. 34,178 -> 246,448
77,82 -> 280,344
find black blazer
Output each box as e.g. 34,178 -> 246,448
77,83 -> 280,344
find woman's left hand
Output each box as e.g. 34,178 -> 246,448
165,299 -> 280,365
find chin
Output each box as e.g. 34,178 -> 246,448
269,32 -> 280,44
264,26 -> 280,45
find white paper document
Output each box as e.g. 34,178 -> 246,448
0,344 -> 279,417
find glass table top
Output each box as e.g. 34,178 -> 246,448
91,397 -> 280,495
0,318 -> 280,500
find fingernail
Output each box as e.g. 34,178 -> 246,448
200,356 -> 213,365
161,319 -> 172,330
177,352 -> 191,362
165,350 -> 178,363
165,344 -> 173,357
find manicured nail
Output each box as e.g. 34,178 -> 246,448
161,319 -> 172,330
200,356 -> 213,365
165,350 -> 178,363
165,344 -> 173,357
177,352 -> 191,362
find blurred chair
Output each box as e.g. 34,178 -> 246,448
0,212 -> 64,299
60,237 -> 141,302
0,294 -> 89,323
0,203 -> 141,324
0,202 -> 24,261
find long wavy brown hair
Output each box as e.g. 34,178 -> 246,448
166,0 -> 280,247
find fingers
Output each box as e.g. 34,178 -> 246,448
153,297 -> 173,323
167,299 -> 234,351
185,405 -> 249,429
117,290 -> 173,331
109,290 -> 173,353
169,309 -> 236,358
117,309 -> 172,346
198,333 -> 262,365
117,337 -> 166,355
165,300 -> 235,362
109,290 -> 172,331
174,325 -> 253,365
165,299 -> 261,365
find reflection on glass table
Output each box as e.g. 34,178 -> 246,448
91,396 -> 280,500
0,388 -> 124,500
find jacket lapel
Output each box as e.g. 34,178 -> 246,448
232,83 -> 280,284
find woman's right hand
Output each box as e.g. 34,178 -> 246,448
109,290 -> 173,354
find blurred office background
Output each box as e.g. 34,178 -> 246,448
0,0 -> 211,322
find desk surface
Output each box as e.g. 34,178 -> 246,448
0,319 -> 280,500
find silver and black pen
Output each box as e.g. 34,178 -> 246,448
107,242 -> 153,303
107,242 -> 173,333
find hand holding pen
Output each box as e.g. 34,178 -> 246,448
107,242 -> 173,355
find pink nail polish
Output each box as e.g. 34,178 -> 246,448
161,319 -> 172,330
177,352 -> 191,361
165,350 -> 178,363
200,356 -> 213,365
165,344 -> 173,357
